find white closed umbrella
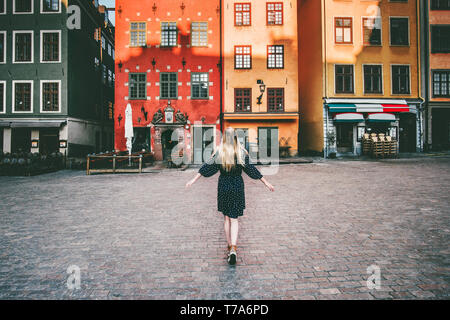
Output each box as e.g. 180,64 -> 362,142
124,103 -> 134,165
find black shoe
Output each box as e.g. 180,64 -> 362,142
228,247 -> 237,265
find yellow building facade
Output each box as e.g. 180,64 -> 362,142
223,0 -> 299,158
299,0 -> 423,156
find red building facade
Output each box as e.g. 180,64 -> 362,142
115,0 -> 221,162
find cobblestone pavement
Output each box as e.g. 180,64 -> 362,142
0,156 -> 449,300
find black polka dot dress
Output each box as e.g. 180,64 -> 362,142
199,154 -> 263,219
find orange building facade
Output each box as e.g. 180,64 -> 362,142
223,0 -> 299,159
299,0 -> 424,157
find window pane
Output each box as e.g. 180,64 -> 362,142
344,28 -> 351,42
191,73 -> 208,99
268,88 -> 284,112
391,18 -> 409,45
15,33 -> 32,62
433,71 -> 450,97
335,65 -> 354,93
267,2 -> 283,25
268,45 -> 283,68
43,32 -> 59,62
42,82 -> 59,112
431,26 -> 450,53
161,22 -> 177,46
235,88 -> 251,112
191,22 -> 208,47
129,73 -> 146,99
130,22 -> 146,47
336,28 -> 343,42
363,17 -> 381,45
235,46 -> 251,69
15,83 -> 31,111
335,18 -> 352,44
160,73 -> 177,99
15,0 -> 32,12
364,65 -> 382,93
392,66 -> 410,94
43,0 -> 59,12
235,3 -> 251,26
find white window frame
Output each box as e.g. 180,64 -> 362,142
0,31 -> 6,64
40,30 -> 61,63
333,64 -> 356,95
13,30 -> 34,64
390,64 -> 411,95
191,72 -> 209,100
12,80 -> 33,114
13,0 -> 34,14
0,0 -> 6,15
362,64 -> 384,95
389,16 -> 410,46
40,80 -> 61,113
0,81 -> 6,114
40,0 -> 61,14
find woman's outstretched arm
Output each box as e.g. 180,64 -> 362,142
186,152 -> 220,189
186,173 -> 202,188
260,177 -> 275,192
242,154 -> 275,192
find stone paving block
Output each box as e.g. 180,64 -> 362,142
319,288 -> 340,295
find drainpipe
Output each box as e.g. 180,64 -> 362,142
322,0 -> 328,159
417,0 -> 428,152
418,98 -> 425,152
421,0 -> 430,150
99,26 -> 104,154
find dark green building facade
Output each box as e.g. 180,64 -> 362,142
0,0 -> 115,157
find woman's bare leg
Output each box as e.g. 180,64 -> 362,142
224,216 -> 231,247
230,218 -> 239,246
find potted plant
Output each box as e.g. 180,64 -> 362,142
327,130 -> 337,158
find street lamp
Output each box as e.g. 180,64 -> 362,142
259,82 -> 266,94
256,80 -> 265,105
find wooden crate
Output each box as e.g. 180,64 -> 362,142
362,138 -> 371,155
371,137 -> 384,158
389,140 -> 398,157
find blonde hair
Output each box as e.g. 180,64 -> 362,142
218,128 -> 245,172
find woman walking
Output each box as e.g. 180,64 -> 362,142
186,128 -> 275,265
